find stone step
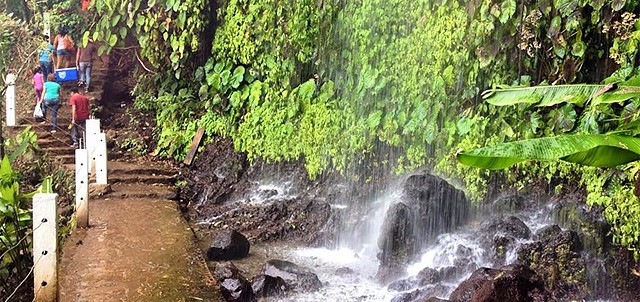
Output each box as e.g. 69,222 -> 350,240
52,154 -> 75,165
109,183 -> 178,200
38,138 -> 69,148
107,161 -> 176,176
109,174 -> 175,186
34,131 -> 73,143
14,119 -> 72,128
16,123 -> 73,132
44,146 -> 75,156
90,72 -> 109,79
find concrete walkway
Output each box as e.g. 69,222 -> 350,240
57,160 -> 221,301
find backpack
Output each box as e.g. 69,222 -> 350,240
62,35 -> 74,51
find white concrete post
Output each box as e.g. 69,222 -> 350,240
85,119 -> 100,173
33,193 -> 58,302
5,72 -> 16,127
75,149 -> 89,227
43,12 -> 51,38
95,133 -> 108,184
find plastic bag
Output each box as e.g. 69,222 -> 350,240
33,104 -> 43,118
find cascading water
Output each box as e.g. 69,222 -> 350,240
184,0 -> 639,300
280,180 -> 616,301
188,151 -> 621,301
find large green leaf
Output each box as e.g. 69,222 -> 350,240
457,134 -> 640,170
483,84 -> 640,107
592,86 -> 640,105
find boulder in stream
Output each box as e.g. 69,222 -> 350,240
207,229 -> 250,260
263,259 -> 322,292
480,215 -> 531,265
481,215 -> 531,239
251,274 -> 288,298
449,264 -> 554,302
378,173 -> 470,272
212,262 -> 253,301
391,284 -> 450,302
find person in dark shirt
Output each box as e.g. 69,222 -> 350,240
76,40 -> 97,92
68,88 -> 90,148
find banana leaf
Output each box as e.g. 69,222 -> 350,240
592,86 -> 640,105
482,84 -> 640,107
457,134 -> 640,170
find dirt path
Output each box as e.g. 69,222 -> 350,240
57,161 -> 221,301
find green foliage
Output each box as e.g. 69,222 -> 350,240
89,0 -> 209,77
484,84 -> 640,107
101,0 -> 640,255
457,134 -> 640,169
49,0 -> 88,37
581,166 -> 640,259
0,12 -> 29,75
5,126 -> 39,162
0,155 -> 51,294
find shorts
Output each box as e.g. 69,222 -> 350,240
56,49 -> 71,57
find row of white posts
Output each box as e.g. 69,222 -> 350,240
35,125 -> 107,301
5,69 -> 109,301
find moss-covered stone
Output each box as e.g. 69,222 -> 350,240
551,201 -> 609,256
517,225 -> 588,300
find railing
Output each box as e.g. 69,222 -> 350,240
1,91 -> 109,300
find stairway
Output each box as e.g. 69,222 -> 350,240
10,54 -> 110,165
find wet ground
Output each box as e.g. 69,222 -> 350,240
58,161 -> 221,301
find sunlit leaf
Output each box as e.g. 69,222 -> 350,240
483,84 -> 638,107
108,35 -> 117,47
457,134 -> 640,169
571,40 -> 586,58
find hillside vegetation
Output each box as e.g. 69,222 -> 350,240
3,0 -> 640,259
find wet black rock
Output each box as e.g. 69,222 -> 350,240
376,263 -> 408,284
517,224 -> 586,300
537,224 -> 582,251
480,215 -> 531,266
335,267 -> 355,276
449,265 -> 554,302
212,262 -> 253,302
220,279 -> 253,302
207,229 -> 250,260
263,259 -> 322,292
391,289 -> 427,302
182,140 -> 248,209
387,268 -> 443,292
551,201 -> 608,255
388,278 -> 416,292
438,266 -> 468,282
492,235 -> 514,264
491,194 -> 525,213
418,298 -> 449,302
251,274 -> 288,298
417,267 -> 441,286
391,284 -> 450,302
388,267 -> 444,292
378,173 -> 469,269
482,215 -> 531,239
449,267 -> 497,302
378,202 -> 415,266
